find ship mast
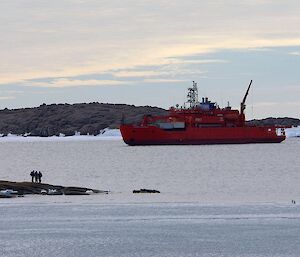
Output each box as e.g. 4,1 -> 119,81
186,81 -> 199,108
240,80 -> 252,116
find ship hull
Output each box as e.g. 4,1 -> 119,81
120,125 -> 285,145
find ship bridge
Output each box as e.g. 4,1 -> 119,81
197,97 -> 217,111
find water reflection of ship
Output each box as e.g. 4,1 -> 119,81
120,80 -> 286,145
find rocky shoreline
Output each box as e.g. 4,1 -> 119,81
0,180 -> 108,198
0,181 -> 162,198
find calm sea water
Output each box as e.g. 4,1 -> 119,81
0,138 -> 299,204
1,138 -> 300,257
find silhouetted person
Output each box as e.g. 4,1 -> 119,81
38,171 -> 43,183
34,171 -> 38,183
30,170 -> 35,183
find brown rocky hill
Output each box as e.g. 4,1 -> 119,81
246,117 -> 300,127
0,103 -> 167,136
0,103 -> 298,137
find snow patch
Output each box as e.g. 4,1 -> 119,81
98,128 -> 121,137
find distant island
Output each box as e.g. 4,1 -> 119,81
0,103 -> 299,137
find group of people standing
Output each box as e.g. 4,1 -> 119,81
30,170 -> 43,183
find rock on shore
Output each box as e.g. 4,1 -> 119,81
0,180 -> 108,197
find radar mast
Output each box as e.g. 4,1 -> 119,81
186,81 -> 199,108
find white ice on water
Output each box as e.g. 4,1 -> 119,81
0,128 -> 122,142
285,126 -> 300,137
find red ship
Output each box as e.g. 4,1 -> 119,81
120,81 -> 286,145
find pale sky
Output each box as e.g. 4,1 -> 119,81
0,0 -> 300,118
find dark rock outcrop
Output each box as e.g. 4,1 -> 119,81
133,189 -> 160,193
0,180 -> 108,196
247,117 -> 300,127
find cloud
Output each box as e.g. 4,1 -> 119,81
114,70 -> 170,78
1,1 -> 300,87
174,59 -> 228,64
0,96 -> 16,100
143,78 -> 187,83
254,101 -> 278,107
0,1 -> 300,117
286,102 -> 300,107
112,61 -> 211,79
289,51 -> 300,56
25,78 -> 128,88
